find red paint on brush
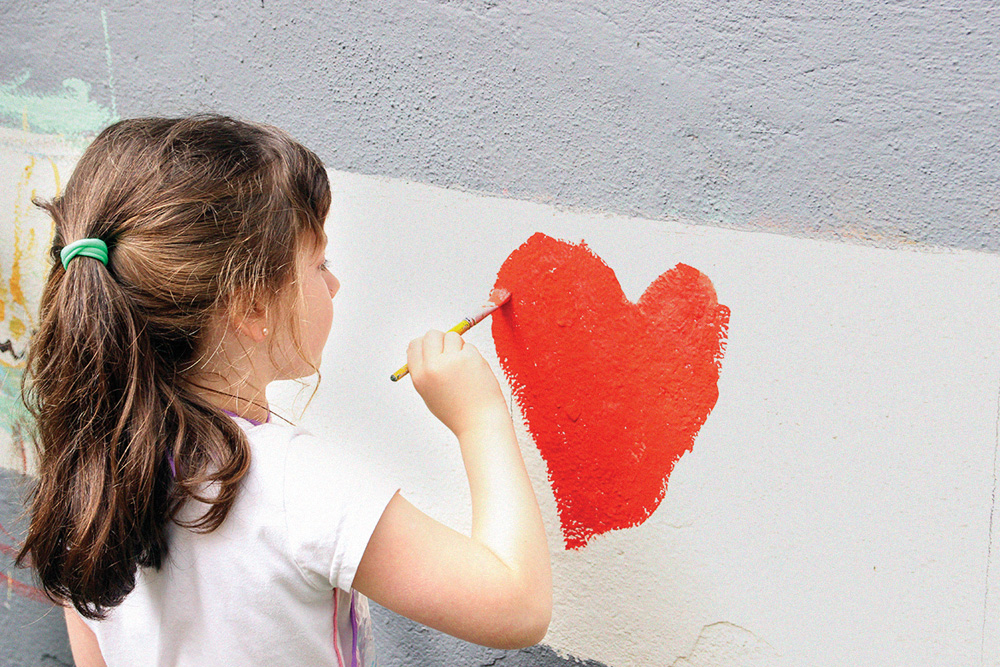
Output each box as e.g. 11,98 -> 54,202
488,288 -> 511,307
492,233 -> 729,549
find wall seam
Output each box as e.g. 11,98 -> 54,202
982,362 -> 1000,665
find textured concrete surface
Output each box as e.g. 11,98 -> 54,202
0,468 -> 73,667
3,1 -> 998,250
371,605 -> 609,667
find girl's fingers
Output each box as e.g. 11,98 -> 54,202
407,338 -> 424,375
443,331 -> 464,354
422,330 -> 445,366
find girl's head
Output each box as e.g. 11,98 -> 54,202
53,115 -> 332,375
17,115 -> 332,618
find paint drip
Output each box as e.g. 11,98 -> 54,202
492,233 -> 729,549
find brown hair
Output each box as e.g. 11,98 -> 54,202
15,115 -> 330,619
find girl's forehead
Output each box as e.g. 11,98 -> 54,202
307,232 -> 329,254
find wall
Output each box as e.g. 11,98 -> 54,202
2,2 -> 999,665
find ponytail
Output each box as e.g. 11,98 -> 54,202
19,230 -> 250,619
20,240 -> 174,616
16,115 -> 328,619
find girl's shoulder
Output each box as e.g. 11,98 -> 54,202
228,415 -> 307,439
231,418 -> 362,479
227,416 -> 319,451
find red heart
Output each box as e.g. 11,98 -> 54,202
492,233 -> 729,549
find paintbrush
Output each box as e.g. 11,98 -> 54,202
390,288 -> 512,382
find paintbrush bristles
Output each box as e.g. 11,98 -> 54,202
489,288 -> 511,306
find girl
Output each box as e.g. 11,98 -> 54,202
16,115 -> 551,666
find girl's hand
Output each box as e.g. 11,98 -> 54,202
406,330 -> 508,437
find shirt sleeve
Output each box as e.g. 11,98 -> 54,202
281,429 -> 399,593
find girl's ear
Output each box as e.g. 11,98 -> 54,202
231,301 -> 269,343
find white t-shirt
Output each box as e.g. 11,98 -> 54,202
84,417 -> 399,667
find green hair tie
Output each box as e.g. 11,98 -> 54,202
60,238 -> 109,270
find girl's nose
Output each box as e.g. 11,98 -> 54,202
327,273 -> 340,298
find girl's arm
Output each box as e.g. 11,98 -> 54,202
352,330 -> 552,649
64,607 -> 107,667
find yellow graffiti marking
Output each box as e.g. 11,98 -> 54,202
10,233 -> 25,315
50,156 -> 61,196
1,156 -> 37,369
11,160 -> 33,314
8,318 -> 24,340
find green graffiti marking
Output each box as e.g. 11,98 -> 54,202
0,72 -> 118,136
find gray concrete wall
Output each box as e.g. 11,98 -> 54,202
2,1 -> 998,665
1,468 -> 73,667
5,1 -> 998,250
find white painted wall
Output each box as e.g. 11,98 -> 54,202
275,171 -> 1000,666
4,131 -> 1000,665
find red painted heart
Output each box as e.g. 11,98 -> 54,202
492,233 -> 729,549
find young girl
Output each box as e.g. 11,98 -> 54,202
16,115 -> 551,666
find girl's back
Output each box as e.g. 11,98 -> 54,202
90,419 -> 395,666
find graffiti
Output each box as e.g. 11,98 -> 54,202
0,129 -> 85,474
0,72 -> 117,136
0,72 -> 113,474
0,520 -> 48,606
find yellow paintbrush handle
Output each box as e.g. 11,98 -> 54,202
389,364 -> 410,382
448,319 -> 474,336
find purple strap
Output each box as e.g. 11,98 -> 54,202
221,408 -> 270,426
349,591 -> 359,667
